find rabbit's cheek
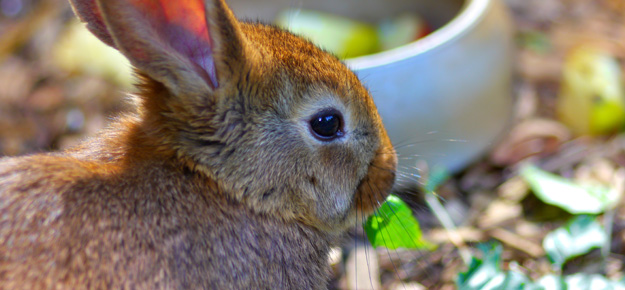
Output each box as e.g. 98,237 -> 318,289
311,187 -> 354,227
330,193 -> 351,215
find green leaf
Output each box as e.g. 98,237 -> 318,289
457,242 -> 502,290
456,239 -> 623,290
543,215 -> 607,270
564,273 -> 625,290
525,275 -> 566,290
483,270 -> 529,290
363,195 -> 435,250
524,274 -> 625,290
457,242 -> 530,290
520,165 -> 619,214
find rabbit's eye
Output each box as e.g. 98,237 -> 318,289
309,109 -> 344,141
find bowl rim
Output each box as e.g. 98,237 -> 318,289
346,0 -> 491,70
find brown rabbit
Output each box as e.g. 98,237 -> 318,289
0,0 -> 396,289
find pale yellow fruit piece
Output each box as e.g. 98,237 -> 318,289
557,46 -> 625,135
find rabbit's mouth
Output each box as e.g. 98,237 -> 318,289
353,137 -> 397,216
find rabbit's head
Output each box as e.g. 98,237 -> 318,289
70,0 -> 396,232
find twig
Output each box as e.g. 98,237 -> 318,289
425,192 -> 472,265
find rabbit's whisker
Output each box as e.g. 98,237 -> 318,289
367,191 -> 404,288
391,135 -> 469,150
360,200 -> 376,290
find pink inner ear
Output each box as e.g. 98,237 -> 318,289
131,0 -> 218,88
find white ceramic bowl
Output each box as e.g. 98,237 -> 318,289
229,0 -> 514,187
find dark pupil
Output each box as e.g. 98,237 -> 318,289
311,114 -> 340,137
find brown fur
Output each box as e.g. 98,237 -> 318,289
0,0 -> 397,289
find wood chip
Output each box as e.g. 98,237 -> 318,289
427,227 -> 484,244
489,228 -> 545,258
479,200 -> 522,229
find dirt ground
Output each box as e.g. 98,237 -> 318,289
1,0 -> 625,289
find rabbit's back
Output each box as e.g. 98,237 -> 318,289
0,133 -> 334,289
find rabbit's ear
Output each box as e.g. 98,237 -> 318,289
69,0 -> 115,47
69,0 -> 247,94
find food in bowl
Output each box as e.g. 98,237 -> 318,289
275,9 -> 431,59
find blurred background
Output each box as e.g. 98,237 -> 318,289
2,0 -> 625,289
